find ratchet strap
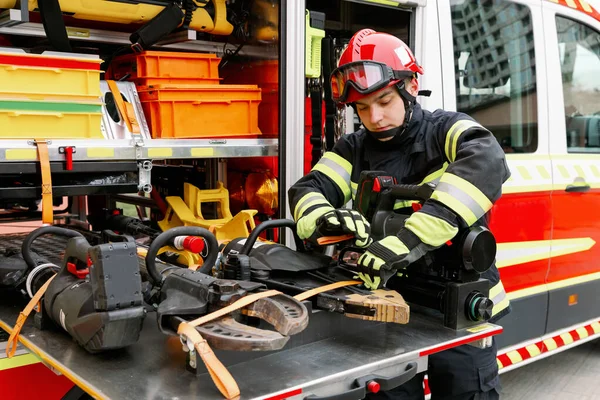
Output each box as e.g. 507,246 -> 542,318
294,280 -> 362,302
177,289 -> 283,400
107,80 -> 140,134
6,274 -> 56,358
35,139 -> 53,225
177,280 -> 362,399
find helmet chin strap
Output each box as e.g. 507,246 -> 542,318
365,82 -> 416,140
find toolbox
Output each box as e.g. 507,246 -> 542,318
137,84 -> 262,138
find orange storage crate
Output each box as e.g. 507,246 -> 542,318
108,51 -> 221,84
138,84 -> 262,139
258,84 -> 278,137
222,61 -> 280,137
221,60 -> 279,86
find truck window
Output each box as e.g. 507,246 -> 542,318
556,16 -> 600,154
450,0 -> 537,153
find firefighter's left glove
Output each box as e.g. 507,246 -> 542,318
316,209 -> 372,248
356,236 -> 411,290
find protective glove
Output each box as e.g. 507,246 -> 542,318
296,205 -> 334,241
316,209 -> 372,248
356,235 -> 411,290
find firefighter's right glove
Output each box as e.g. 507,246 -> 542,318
316,209 -> 372,248
356,236 -> 411,290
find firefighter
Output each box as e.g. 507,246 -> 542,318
288,29 -> 511,400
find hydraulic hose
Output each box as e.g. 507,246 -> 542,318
145,227 -> 219,286
21,226 -> 85,270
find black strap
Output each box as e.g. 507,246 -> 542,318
310,85 -> 324,167
322,37 -> 336,151
130,3 -> 184,51
396,227 -> 422,251
38,0 -> 72,52
182,0 -> 196,29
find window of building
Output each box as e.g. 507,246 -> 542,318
451,0 -> 538,153
556,16 -> 600,153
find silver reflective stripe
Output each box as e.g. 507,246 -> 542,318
317,157 -> 351,183
491,286 -> 507,306
313,153 -> 352,202
435,181 -> 486,221
490,282 -> 510,316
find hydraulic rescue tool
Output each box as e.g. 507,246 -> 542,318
13,226 -> 146,353
348,171 -> 497,330
88,210 -> 207,266
89,210 -> 408,327
219,219 -> 411,324
142,226 -> 309,352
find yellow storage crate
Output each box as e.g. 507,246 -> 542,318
0,50 -> 102,102
0,100 -> 103,139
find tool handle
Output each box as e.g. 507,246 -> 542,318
240,219 -> 305,255
145,226 -> 218,286
386,183 -> 434,202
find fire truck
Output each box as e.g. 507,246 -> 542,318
0,0 -> 598,398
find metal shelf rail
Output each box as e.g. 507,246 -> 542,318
0,138 -> 279,163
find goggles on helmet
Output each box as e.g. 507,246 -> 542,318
330,60 -> 415,103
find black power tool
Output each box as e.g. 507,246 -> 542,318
20,226 -> 146,353
349,171 -> 496,330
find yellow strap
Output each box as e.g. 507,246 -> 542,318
177,290 -> 282,399
107,80 -> 139,134
317,234 -> 355,246
176,281 -> 360,398
294,280 -> 362,301
187,290 -> 282,328
177,324 -> 240,400
6,274 -> 56,358
35,139 -> 53,225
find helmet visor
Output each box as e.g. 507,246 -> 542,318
330,61 -> 413,103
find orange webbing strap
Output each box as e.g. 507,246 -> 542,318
6,274 -> 56,358
294,280 -> 362,302
35,139 -> 53,225
177,289 -> 282,400
317,234 -> 355,246
107,80 -> 140,134
178,324 -> 240,400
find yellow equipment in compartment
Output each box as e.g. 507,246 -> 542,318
159,182 -> 258,242
0,0 -> 233,36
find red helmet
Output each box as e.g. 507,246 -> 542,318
331,29 -> 424,104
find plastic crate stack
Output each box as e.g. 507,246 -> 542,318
107,51 -> 263,139
0,50 -> 103,139
221,60 -> 279,137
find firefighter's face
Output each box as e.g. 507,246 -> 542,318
354,78 -> 419,141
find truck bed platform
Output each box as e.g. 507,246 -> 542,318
0,232 -> 503,399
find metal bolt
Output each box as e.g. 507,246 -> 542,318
212,279 -> 240,294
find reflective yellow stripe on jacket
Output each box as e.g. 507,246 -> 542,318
432,173 -> 493,226
444,120 -> 482,162
490,280 -> 510,317
312,152 -> 353,204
